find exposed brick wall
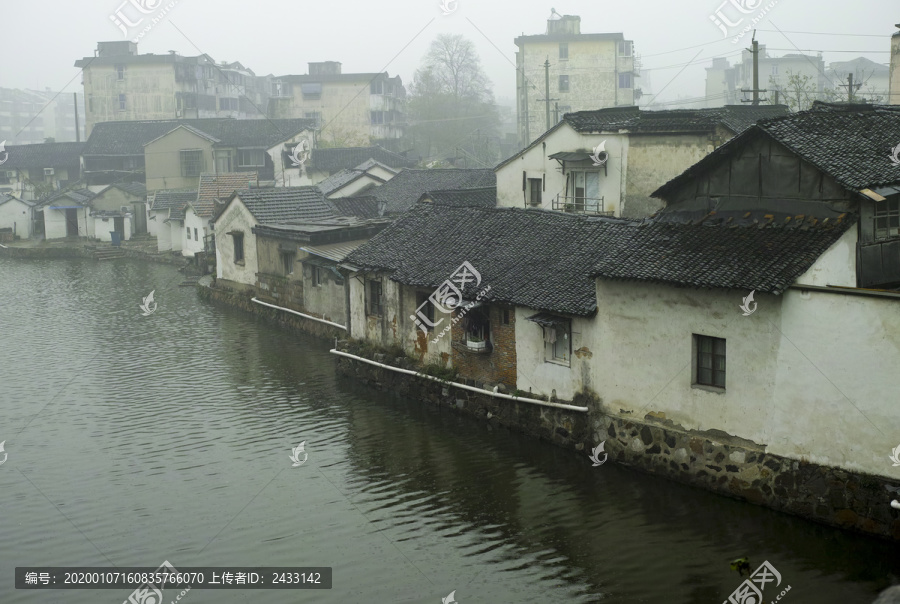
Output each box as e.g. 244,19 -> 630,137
450,304 -> 517,389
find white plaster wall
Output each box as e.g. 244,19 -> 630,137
348,273 -> 366,339
495,123 -> 626,217
213,198 -> 259,286
147,204 -> 159,237
92,214 -> 133,242
44,207 -> 89,239
583,279 -> 897,477
794,227 -> 858,287
269,130 -> 314,188
155,215 -> 172,251
0,199 -> 33,238
182,208 -> 208,257
170,221 -> 183,252
514,308 -> 601,401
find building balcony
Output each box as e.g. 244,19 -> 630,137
550,194 -> 613,216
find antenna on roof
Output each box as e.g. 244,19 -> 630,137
550,8 -> 562,19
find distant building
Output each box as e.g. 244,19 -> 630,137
0,141 -> 85,200
75,42 -> 270,137
515,12 -> 636,146
0,88 -> 85,144
268,62 -> 406,147
826,58 -> 891,103
704,46 -> 826,107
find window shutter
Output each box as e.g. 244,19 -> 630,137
542,174 -> 545,191
522,171 -> 526,191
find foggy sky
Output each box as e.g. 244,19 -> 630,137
2,0 -> 897,109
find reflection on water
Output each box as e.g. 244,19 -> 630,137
0,257 -> 895,604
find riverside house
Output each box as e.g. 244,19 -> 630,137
213,186 -> 338,290
148,189 -> 196,252
81,118 -> 317,188
495,104 -> 788,218
88,182 -> 147,241
0,193 -> 37,240
252,217 -> 393,327
336,102 -> 900,539
0,141 -> 84,201
182,172 -> 259,260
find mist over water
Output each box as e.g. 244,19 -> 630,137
0,257 -> 895,603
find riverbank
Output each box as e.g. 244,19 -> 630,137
0,236 -> 194,268
196,282 -> 900,543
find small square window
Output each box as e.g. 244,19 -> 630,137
618,41 -> 632,57
232,232 -> 244,263
367,280 -> 383,316
543,319 -> 571,364
194,228 -> 198,241
186,226 -> 191,240
118,94 -> 126,111
502,309 -> 511,325
694,334 -> 726,389
528,178 -> 542,205
416,292 -> 436,331
619,73 -> 633,89
559,43 -> 568,60
559,75 -> 569,93
116,65 -> 125,80
180,150 -> 203,177
282,252 -> 295,275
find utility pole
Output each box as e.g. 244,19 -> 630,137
536,57 -> 559,132
773,89 -> 779,105
73,92 -> 80,142
741,31 -> 767,105
554,102 -> 559,125
839,73 -> 861,102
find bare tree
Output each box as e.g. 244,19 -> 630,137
408,34 -> 500,166
768,70 -> 838,112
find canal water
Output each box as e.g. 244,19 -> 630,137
0,256 -> 896,604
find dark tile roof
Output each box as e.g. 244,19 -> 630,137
420,187 -> 496,208
150,189 -> 197,212
83,118 -> 317,156
330,195 -> 381,219
563,104 -> 790,134
195,172 -> 258,218
495,105 -> 790,170
345,205 -> 631,316
309,146 -> 416,173
38,187 -> 96,207
361,168 -> 496,214
654,102 -> 900,197
345,205 -> 854,316
106,182 -> 147,198
591,212 -> 854,294
0,193 -> 35,207
0,141 -> 85,169
232,186 -> 338,224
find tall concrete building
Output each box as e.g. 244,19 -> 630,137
514,12 -> 636,146
0,88 -> 85,144
890,23 -> 900,105
75,42 -> 270,137
267,62 -> 406,148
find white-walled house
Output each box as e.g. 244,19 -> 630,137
316,159 -> 398,199
495,105 -> 789,218
148,189 -> 196,252
213,187 -> 338,289
0,142 -> 84,201
182,173 -> 260,258
0,193 -> 36,239
303,146 -> 416,186
39,189 -> 96,239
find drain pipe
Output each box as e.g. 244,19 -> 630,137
252,297 -> 346,330
329,349 -> 589,413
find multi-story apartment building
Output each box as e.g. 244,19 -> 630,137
704,46 -> 826,108
268,62 -> 406,147
74,42 -> 270,137
890,24 -> 900,105
514,12 -> 636,146
0,88 -> 85,144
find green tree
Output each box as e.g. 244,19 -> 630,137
408,34 -> 501,167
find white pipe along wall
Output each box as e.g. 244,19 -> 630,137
252,298 -> 346,330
